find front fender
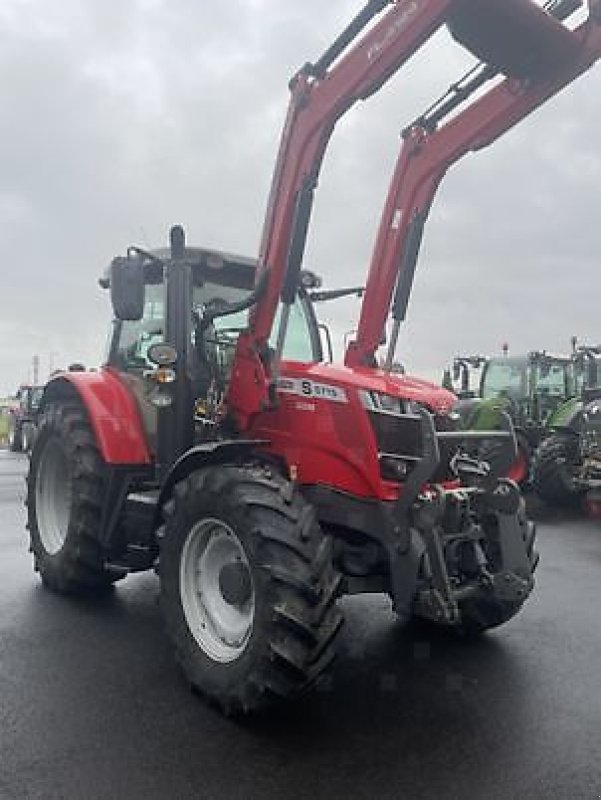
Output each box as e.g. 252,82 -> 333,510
546,397 -> 583,433
41,367 -> 152,465
156,439 -> 268,522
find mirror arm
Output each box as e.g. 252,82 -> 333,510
200,270 -> 270,330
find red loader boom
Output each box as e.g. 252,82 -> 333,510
229,0 -> 601,428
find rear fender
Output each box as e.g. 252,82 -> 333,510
156,439 -> 269,523
41,368 -> 152,465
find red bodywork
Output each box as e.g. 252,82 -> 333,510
48,369 -> 152,465
249,362 -> 456,500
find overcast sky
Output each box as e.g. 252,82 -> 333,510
1,0 -> 600,396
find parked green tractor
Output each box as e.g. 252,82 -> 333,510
532,346 -> 601,508
454,351 -> 577,485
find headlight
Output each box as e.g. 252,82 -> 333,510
360,390 -> 409,415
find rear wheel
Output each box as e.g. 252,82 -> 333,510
158,464 -> 343,714
532,432 -> 583,507
26,404 -> 124,593
21,423 -> 34,454
8,421 -> 22,452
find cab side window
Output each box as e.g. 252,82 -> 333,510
114,284 -> 165,371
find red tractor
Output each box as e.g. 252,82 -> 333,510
27,0 -> 601,714
8,384 -> 44,452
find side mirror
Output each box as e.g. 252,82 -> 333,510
110,256 -> 145,321
452,362 -> 461,382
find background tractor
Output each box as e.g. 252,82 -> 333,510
532,345 -> 601,507
7,384 -> 44,452
455,351 -> 578,485
447,355 -> 487,399
26,0 -> 601,714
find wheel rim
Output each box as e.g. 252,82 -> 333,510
35,439 -> 72,555
180,518 -> 254,663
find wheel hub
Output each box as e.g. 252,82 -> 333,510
219,562 -> 252,606
180,518 -> 255,663
35,438 -> 72,555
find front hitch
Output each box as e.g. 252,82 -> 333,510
386,409 -> 535,623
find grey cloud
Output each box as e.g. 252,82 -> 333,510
0,1 -> 599,394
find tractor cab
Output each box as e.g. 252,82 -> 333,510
573,345 -> 601,399
479,353 -> 574,427
104,236 -> 322,460
450,355 -> 487,399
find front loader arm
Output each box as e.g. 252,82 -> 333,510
347,4 -> 601,368
227,0 -> 456,427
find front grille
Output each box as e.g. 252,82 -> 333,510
368,411 -> 422,458
368,410 -> 459,483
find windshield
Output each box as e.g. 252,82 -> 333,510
203,300 -> 316,363
112,281 -> 317,372
533,363 -> 568,398
481,361 -> 526,400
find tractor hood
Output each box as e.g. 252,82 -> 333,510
280,361 -> 457,415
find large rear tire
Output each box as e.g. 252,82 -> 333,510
8,421 -> 22,452
21,423 -> 35,454
26,404 -> 124,593
532,432 -> 583,507
158,464 -> 343,714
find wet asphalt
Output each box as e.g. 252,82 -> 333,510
1,448 -> 600,800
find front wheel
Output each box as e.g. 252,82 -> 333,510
532,432 -> 584,507
158,465 -> 343,715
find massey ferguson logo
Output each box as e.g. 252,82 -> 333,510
367,1 -> 421,61
277,378 -> 348,404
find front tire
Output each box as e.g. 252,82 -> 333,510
532,432 -> 583,507
26,404 -> 124,593
159,465 -> 343,714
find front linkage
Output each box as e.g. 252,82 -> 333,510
385,412 -> 537,630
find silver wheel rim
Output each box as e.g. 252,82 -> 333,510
180,518 -> 254,663
35,439 -> 72,555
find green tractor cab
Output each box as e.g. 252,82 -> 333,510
455,351 -> 577,486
